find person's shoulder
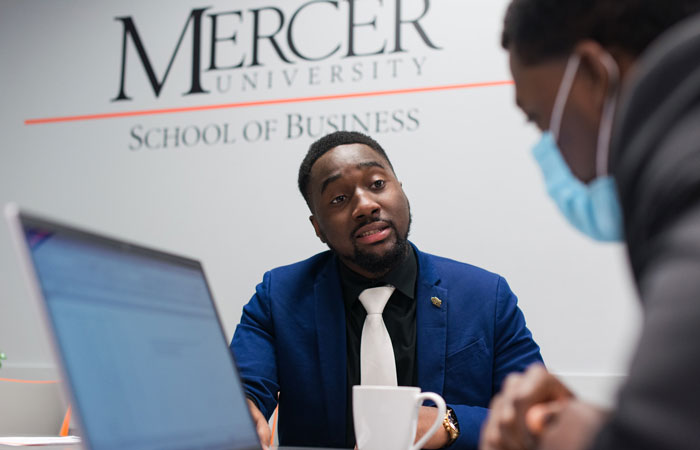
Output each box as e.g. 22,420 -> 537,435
416,249 -> 514,310
254,251 -> 335,304
418,249 -> 500,281
265,250 -> 334,283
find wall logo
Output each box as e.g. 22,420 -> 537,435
114,0 -> 442,150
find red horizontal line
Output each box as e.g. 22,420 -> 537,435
0,377 -> 60,384
24,80 -> 513,125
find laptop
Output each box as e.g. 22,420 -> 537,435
4,204 -> 327,450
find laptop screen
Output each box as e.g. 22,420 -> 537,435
19,214 -> 260,450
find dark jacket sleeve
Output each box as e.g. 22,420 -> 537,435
590,207 -> 700,450
230,271 -> 280,420
492,276 -> 544,393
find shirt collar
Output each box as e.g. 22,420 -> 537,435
338,246 -> 417,308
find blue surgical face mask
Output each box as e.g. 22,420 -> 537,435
532,54 -> 623,242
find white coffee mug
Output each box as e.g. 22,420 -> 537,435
353,385 -> 446,450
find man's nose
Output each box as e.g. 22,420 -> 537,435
352,190 -> 380,220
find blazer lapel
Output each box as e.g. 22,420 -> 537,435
414,248 -> 448,395
314,255 -> 347,440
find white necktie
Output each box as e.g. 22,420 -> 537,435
359,285 -> 397,386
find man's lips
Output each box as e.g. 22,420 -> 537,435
354,221 -> 392,245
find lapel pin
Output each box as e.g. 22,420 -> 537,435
431,297 -> 442,308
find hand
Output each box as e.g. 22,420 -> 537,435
525,401 -> 568,436
480,364 -> 574,450
246,399 -> 271,450
537,400 -> 607,450
414,406 -> 449,449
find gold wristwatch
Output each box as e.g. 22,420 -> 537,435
442,407 -> 460,447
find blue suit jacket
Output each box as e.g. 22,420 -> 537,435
231,245 -> 542,449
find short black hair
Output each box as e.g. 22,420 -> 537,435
502,0 -> 700,64
298,131 -> 394,208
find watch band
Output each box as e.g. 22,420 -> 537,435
442,406 -> 460,447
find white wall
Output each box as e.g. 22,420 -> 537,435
0,0 -> 640,422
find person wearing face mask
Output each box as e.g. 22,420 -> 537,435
532,51 -> 622,242
480,1 -> 700,450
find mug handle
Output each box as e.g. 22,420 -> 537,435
410,392 -> 446,450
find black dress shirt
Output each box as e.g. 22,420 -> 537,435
339,247 -> 418,447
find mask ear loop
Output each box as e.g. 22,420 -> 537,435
549,54 -> 581,142
596,52 -> 620,177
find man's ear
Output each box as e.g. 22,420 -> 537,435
309,215 -> 326,243
573,40 -> 618,114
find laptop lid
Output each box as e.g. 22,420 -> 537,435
4,204 -> 261,450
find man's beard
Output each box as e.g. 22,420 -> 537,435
330,210 -> 412,277
350,228 -> 409,275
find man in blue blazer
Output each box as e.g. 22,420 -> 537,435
231,131 -> 542,450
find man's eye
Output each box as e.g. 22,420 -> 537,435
372,180 -> 385,189
331,195 -> 346,205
